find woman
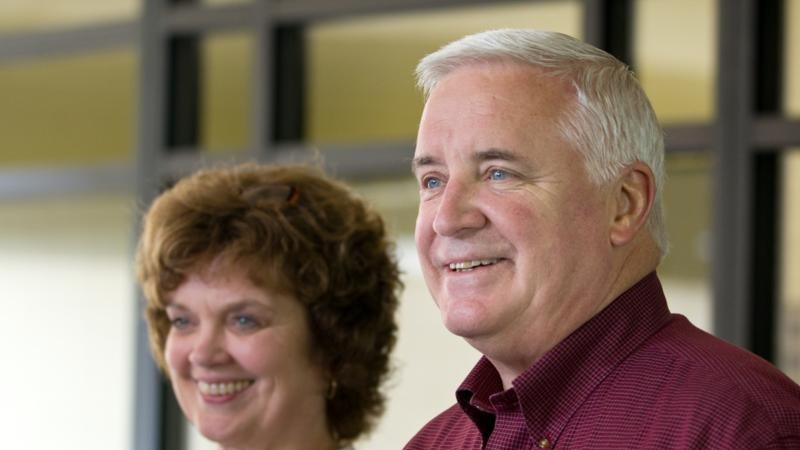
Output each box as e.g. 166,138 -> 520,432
136,163 -> 401,450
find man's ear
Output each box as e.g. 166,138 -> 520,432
610,161 -> 655,247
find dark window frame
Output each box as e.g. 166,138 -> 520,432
2,1 -> 799,449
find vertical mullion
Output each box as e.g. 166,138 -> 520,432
582,0 -> 633,66
251,1 -> 273,156
158,0 -> 202,447
272,24 -> 306,144
751,154 -> 780,360
749,0 -> 784,361
133,0 -> 167,449
135,0 -> 202,449
166,35 -> 202,149
582,0 -> 605,48
754,0 -> 784,113
167,0 -> 202,148
712,0 -> 755,348
160,382 -> 187,449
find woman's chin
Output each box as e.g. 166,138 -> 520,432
195,416 -> 246,447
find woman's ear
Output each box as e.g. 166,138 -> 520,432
610,161 -> 656,247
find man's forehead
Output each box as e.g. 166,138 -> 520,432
428,64 -> 576,115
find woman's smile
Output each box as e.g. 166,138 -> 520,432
197,379 -> 253,396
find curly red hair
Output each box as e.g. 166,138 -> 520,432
135,163 -> 401,444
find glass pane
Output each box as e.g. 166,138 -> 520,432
787,0 -> 800,118
0,49 -> 136,167
200,32 -> 252,152
351,176 -> 419,237
306,1 -> 582,146
779,0 -> 800,382
779,151 -> 800,382
634,0 -> 716,123
0,193 -> 134,449
659,153 -> 712,331
0,0 -> 138,34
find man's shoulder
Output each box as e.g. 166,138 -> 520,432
642,315 -> 800,396
560,315 -> 800,446
403,403 -> 479,450
619,314 -> 800,426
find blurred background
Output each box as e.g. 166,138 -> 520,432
0,0 -> 798,449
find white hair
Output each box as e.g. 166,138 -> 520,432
416,28 -> 668,257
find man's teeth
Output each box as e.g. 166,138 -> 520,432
198,380 -> 252,396
449,259 -> 499,271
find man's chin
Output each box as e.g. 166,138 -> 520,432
442,313 -> 492,340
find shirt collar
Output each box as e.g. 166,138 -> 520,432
456,356 -> 503,442
456,272 -> 672,445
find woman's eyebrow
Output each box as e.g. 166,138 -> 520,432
164,302 -> 187,311
222,299 -> 274,314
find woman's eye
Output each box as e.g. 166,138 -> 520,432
423,177 -> 443,189
170,317 -> 190,330
231,315 -> 259,330
489,169 -> 508,181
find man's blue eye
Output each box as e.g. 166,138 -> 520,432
424,177 -> 442,189
490,169 -> 508,181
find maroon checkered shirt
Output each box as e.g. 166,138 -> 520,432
404,273 -> 800,449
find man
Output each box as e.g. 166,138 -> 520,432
405,29 -> 800,449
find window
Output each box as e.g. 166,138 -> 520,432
306,1 -> 581,146
634,0 -> 716,124
0,49 -> 136,167
0,194 -> 135,449
0,0 -> 137,34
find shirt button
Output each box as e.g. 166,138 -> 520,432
537,438 -> 552,449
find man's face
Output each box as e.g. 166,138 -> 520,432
413,63 -> 616,362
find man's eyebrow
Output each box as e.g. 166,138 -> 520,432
411,148 -> 521,174
474,147 -> 519,162
411,155 -> 438,174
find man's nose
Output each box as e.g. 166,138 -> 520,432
188,325 -> 230,367
432,179 -> 487,236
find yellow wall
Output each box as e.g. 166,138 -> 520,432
307,1 -> 581,144
0,0 -> 137,33
0,50 -> 136,166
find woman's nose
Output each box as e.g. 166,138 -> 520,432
432,180 -> 487,236
188,325 -> 230,367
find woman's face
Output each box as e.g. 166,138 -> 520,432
164,267 -> 331,449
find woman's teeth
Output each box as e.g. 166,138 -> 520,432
449,259 -> 498,271
198,380 -> 252,396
